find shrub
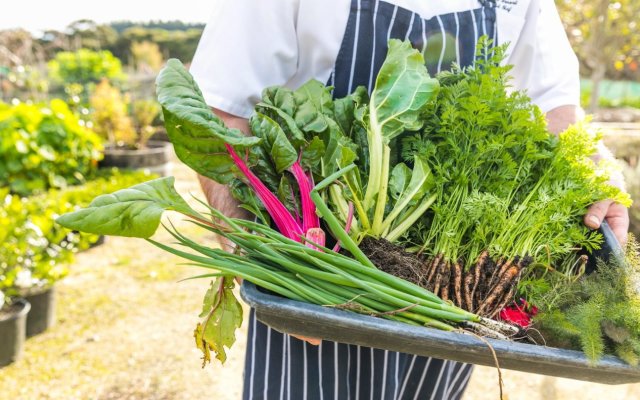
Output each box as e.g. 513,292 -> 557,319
131,98 -> 161,148
0,99 -> 103,196
89,80 -> 161,148
0,169 -> 156,301
89,79 -> 135,146
47,49 -> 125,86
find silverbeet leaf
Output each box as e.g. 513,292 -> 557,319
256,86 -> 306,146
369,39 -> 439,142
194,276 -> 243,365
293,79 -> 336,133
56,177 -> 197,238
250,113 -> 298,174
156,59 -> 261,184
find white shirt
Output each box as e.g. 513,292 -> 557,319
190,0 -> 579,118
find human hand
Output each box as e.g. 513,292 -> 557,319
291,334 -> 322,346
584,200 -> 629,246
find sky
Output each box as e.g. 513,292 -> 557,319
0,0 -> 215,33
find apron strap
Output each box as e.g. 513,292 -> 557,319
478,0 -> 497,7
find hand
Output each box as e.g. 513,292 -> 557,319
584,200 -> 629,246
291,334 -> 322,346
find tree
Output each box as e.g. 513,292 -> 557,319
65,20 -> 118,51
557,0 -> 640,111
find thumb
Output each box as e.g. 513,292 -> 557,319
584,200 -> 613,230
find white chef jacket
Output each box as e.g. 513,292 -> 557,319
189,0 -> 579,119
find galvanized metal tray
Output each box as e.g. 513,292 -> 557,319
240,222 -> 640,384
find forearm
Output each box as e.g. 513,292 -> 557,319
546,105 -> 625,189
546,105 -> 629,243
545,104 -> 582,134
198,175 -> 251,220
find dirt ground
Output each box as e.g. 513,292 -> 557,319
1,160 -> 639,400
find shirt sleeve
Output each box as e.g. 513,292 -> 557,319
189,0 -> 299,118
507,0 -> 580,112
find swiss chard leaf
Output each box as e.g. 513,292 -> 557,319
300,136 -> 325,170
389,163 -> 412,201
194,276 -> 244,365
256,86 -> 306,147
56,177 -> 197,238
333,85 -> 369,136
250,113 -> 298,174
361,40 -> 439,229
293,80 -> 336,133
368,40 -> 439,143
156,59 -> 261,184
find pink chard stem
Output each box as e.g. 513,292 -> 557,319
290,161 -> 320,232
225,144 -> 304,242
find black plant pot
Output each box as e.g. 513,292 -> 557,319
150,127 -> 170,142
99,140 -> 173,176
0,299 -> 30,367
23,287 -> 55,337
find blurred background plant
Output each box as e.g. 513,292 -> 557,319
130,98 -> 161,148
0,169 -> 155,303
0,99 -> 102,196
557,0 -> 640,113
47,49 -> 124,87
89,79 -> 134,147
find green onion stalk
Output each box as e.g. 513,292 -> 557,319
154,194 -> 518,337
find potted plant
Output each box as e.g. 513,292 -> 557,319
0,191 -> 60,338
90,79 -> 172,176
0,195 -> 33,357
0,292 -> 30,367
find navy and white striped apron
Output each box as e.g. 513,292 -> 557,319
243,1 -> 497,399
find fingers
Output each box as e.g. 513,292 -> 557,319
584,200 -> 613,229
291,334 -> 322,346
604,203 -> 630,246
584,200 -> 629,246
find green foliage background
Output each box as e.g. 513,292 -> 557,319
0,99 -> 103,196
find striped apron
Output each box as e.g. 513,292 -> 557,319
243,1 -> 497,399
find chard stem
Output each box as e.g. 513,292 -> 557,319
371,145 -> 391,234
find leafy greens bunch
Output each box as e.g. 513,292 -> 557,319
383,43 -> 632,318
57,41 -> 520,365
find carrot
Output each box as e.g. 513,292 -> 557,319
453,261 -> 463,308
488,284 -> 517,319
432,257 -> 447,296
478,265 -> 520,315
426,253 -> 443,286
463,270 -> 474,311
488,257 -> 512,291
470,250 -> 489,308
440,261 -> 452,302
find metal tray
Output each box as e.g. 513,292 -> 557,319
240,222 -> 640,384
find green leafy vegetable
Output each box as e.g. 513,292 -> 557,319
156,59 -> 260,184
194,276 -> 243,365
56,177 -> 198,238
361,39 -> 439,232
534,239 -> 640,365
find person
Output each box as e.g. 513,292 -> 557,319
189,1 -> 630,398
